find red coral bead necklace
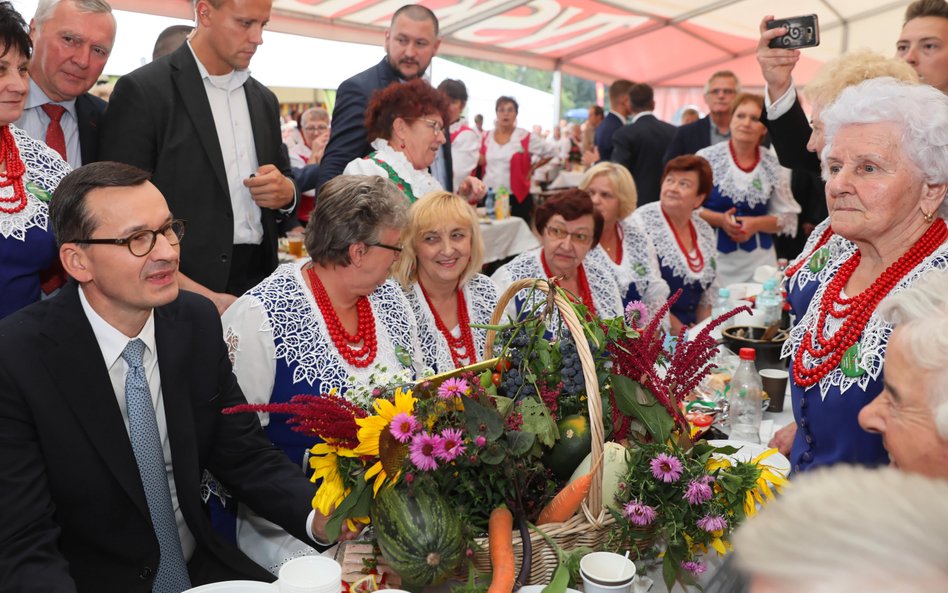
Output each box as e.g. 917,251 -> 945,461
728,139 -> 761,173
305,264 -> 377,368
661,208 -> 704,273
420,280 -> 478,368
0,126 -> 28,215
793,219 -> 947,387
541,250 -> 597,316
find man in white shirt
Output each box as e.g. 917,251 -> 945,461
99,0 -> 297,312
15,0 -> 116,167
0,162 -> 343,593
437,78 -> 480,192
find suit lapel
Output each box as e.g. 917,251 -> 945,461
169,46 -> 230,197
43,284 -> 150,519
75,94 -> 100,165
244,80 -> 270,166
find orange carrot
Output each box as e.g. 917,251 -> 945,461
537,454 -> 603,525
487,505 -> 515,593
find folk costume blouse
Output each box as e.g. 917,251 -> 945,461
343,138 -> 442,202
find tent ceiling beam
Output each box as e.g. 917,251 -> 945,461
439,0 -> 533,36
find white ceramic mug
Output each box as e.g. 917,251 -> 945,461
277,556 -> 342,593
579,552 -> 636,593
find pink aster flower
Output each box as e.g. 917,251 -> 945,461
409,432 -> 442,471
389,412 -> 419,443
622,500 -> 657,527
697,514 -> 728,533
474,435 -> 487,447
437,428 -> 467,461
624,300 -> 649,327
438,377 -> 470,400
650,452 -> 684,483
681,560 -> 706,575
684,479 -> 713,505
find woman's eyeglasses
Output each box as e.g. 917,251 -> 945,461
545,225 -> 592,245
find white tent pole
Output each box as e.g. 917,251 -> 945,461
552,67 -> 562,128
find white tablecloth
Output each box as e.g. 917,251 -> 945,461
480,217 -> 539,264
549,170 -> 585,189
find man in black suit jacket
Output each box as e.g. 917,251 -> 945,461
316,5 -> 449,191
593,78 -> 632,162
15,0 -> 115,166
100,0 -> 297,310
0,163 -> 334,593
663,70 -> 740,165
611,83 -> 677,206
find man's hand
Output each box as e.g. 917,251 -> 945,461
311,511 -> 363,544
582,146 -> 600,167
457,176 -> 486,204
308,130 -> 330,165
757,15 -> 801,103
245,164 -> 295,209
768,421 -> 797,457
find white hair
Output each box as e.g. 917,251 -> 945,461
878,269 -> 948,436
820,77 -> 948,188
734,465 -> 948,593
33,0 -> 112,26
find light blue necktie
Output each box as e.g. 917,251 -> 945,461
122,339 -> 192,593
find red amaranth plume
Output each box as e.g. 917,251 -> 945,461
224,393 -> 368,449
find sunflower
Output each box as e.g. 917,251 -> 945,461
743,447 -> 789,517
309,442 -> 369,531
353,387 -> 417,494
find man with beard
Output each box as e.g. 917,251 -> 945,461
315,4 -> 443,191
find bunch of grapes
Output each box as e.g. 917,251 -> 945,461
558,338 -> 586,396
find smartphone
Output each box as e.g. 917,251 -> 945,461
767,14 -> 820,49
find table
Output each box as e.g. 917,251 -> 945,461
480,217 -> 539,264
548,170 -> 585,189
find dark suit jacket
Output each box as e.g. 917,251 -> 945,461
662,116 -> 711,165
594,111 -> 624,161
99,45 -> 293,293
611,114 -> 677,206
760,96 -> 821,175
0,284 -> 317,593
316,58 -> 452,191
76,92 -> 106,164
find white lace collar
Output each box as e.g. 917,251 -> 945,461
696,142 -> 784,209
787,218 -> 856,296
0,126 -> 71,241
369,138 -> 443,198
633,202 -> 716,285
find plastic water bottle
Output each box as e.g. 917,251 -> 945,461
495,186 -> 510,220
728,348 -> 763,443
712,287 -> 734,328
755,278 -> 783,327
484,188 -> 496,219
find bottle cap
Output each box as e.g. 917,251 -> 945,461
763,278 -> 777,290
739,347 -> 756,360
718,287 -> 731,298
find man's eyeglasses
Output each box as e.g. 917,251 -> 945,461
303,125 -> 329,133
369,242 -> 403,254
411,118 -> 445,134
707,88 -> 736,96
545,225 -> 592,245
70,219 -> 186,257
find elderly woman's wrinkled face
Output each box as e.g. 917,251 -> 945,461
661,170 -> 704,214
396,113 -> 445,170
541,214 -> 595,278
858,329 -> 948,478
0,46 -> 29,127
415,220 -> 472,288
730,100 -> 766,145
824,122 -> 943,244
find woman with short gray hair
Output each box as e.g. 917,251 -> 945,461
221,175 -> 422,572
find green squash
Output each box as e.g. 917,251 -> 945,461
372,483 -> 465,588
543,414 -> 592,481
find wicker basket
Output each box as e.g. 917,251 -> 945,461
471,278 -> 615,585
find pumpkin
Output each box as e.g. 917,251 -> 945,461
372,483 -> 465,588
542,414 -> 592,481
568,441 -> 628,510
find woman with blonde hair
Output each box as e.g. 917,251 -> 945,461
395,191 -> 498,372
580,162 -> 668,316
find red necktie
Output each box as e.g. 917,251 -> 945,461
41,103 -> 67,160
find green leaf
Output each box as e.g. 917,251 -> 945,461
611,374 -> 674,443
505,430 -> 535,456
325,478 -> 370,540
479,442 -> 507,465
462,395 -> 505,441
662,550 -> 678,593
493,395 -> 514,417
520,398 -> 559,448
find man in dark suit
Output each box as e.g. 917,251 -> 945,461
0,162 -> 338,593
15,0 -> 116,166
611,83 -> 677,206
593,78 -> 632,162
100,0 -> 297,311
663,70 -> 740,165
316,4 -> 447,191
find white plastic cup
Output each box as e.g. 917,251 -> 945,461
277,556 -> 342,593
579,552 -> 636,593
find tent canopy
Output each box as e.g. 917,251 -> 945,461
110,0 -> 912,88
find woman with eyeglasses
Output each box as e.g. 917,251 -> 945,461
343,78 -> 485,204
579,163 -> 669,318
221,176 -> 423,572
491,189 -> 622,323
0,2 -> 71,320
394,191 -> 498,373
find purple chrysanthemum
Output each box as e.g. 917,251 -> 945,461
697,514 -> 728,533
409,432 -> 441,471
437,428 -> 466,461
684,479 -> 714,505
389,412 -> 419,443
474,435 -> 487,447
438,378 -> 469,400
624,300 -> 649,327
650,453 -> 684,483
622,500 -> 657,527
681,560 -> 706,575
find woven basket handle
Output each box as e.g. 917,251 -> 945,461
484,278 -> 605,519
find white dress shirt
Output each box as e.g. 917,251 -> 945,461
187,42 -> 263,245
15,79 -> 83,168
